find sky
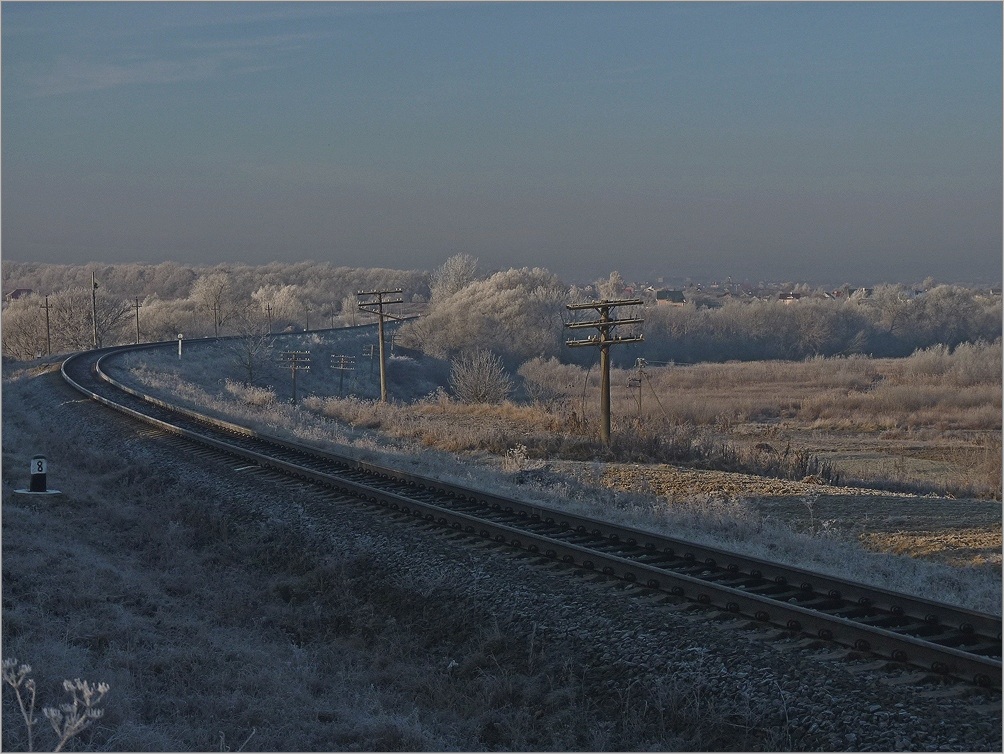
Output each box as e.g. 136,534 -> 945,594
2,1 -> 1001,286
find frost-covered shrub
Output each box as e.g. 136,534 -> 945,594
449,350 -> 514,404
223,379 -> 278,407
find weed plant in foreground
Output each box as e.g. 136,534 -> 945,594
2,659 -> 110,752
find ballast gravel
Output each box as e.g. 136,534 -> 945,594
206,460 -> 1002,752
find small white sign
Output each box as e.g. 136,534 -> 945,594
31,457 -> 47,475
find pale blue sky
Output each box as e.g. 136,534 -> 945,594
2,2 -> 1001,284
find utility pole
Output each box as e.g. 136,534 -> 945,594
212,302 -> 220,338
629,357 -> 646,418
304,303 -> 311,332
279,350 -> 311,405
565,298 -> 644,444
40,296 -> 51,356
266,303 -> 273,334
91,273 -> 99,348
133,297 -> 142,344
330,354 -> 356,396
363,344 -> 376,376
357,289 -> 404,402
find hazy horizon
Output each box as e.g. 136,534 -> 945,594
3,2 -> 1001,286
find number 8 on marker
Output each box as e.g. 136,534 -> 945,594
32,459 -> 46,474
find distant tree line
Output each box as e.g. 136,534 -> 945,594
1,261 -> 428,360
2,259 -> 1000,367
638,285 -> 1002,365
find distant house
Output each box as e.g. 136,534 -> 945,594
778,292 -> 801,305
3,288 -> 33,304
655,289 -> 686,306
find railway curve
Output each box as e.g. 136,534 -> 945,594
61,341 -> 1002,689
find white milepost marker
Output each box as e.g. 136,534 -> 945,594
30,455 -> 47,492
14,454 -> 62,500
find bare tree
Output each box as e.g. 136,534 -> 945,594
191,272 -> 241,336
47,287 -> 130,350
227,304 -> 275,385
449,349 -> 513,404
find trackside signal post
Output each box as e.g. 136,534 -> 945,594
357,289 -> 404,402
565,298 -> 644,444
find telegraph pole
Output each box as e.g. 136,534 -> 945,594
330,354 -> 356,396
40,296 -> 51,356
629,357 -> 646,418
266,303 -> 273,334
565,298 -> 644,444
357,289 -> 404,402
134,297 -> 142,344
280,350 -> 311,405
91,273 -> 99,348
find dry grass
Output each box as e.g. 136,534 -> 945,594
5,362 -> 809,751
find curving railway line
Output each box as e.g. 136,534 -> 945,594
62,341 -> 1002,689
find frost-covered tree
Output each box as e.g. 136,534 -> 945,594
595,271 -> 626,300
430,253 -> 479,301
398,266 -> 569,362
1,294 -> 48,359
46,286 -> 131,350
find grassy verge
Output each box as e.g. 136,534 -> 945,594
3,367 -> 794,750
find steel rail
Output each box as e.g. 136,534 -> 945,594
60,344 -> 1002,688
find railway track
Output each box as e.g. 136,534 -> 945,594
62,342 -> 1002,689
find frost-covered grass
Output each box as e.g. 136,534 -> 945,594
4,360 -> 798,751
102,337 -> 1001,616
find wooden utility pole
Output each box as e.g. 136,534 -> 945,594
265,303 -> 273,334
91,273 -> 99,348
330,354 -> 356,396
565,298 -> 644,444
357,289 -> 404,402
40,296 -> 51,356
629,357 -> 646,418
133,297 -> 142,344
280,350 -> 311,405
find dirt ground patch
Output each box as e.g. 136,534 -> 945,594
556,461 -> 1002,568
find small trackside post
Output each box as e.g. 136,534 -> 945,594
29,455 -> 47,492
